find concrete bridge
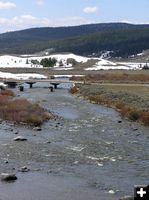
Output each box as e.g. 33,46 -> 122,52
2,78 -> 84,89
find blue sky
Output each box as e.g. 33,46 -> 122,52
0,0 -> 149,33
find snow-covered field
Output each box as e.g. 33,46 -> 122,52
85,59 -> 131,70
0,53 -> 147,71
0,55 -> 42,68
0,53 -> 89,69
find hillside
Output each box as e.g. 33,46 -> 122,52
0,23 -> 149,57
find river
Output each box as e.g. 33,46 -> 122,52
0,80 -> 148,200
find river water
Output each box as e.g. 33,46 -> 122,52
0,81 -> 148,200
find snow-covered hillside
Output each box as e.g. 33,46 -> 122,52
0,55 -> 42,68
0,54 -> 90,68
0,53 -> 147,70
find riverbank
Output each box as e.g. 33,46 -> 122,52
70,72 -> 149,126
71,83 -> 149,126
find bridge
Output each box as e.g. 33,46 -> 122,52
2,78 -> 84,89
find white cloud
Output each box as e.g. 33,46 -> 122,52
83,6 -> 98,14
0,17 -> 8,24
0,15 -> 95,33
121,20 -> 135,24
11,15 -> 49,27
121,20 -> 149,25
36,0 -> 44,6
20,15 -> 37,21
0,1 -> 16,9
50,16 -> 95,27
0,15 -> 49,32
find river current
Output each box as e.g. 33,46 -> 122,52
0,81 -> 148,200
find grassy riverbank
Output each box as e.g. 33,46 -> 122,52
71,74 -> 149,126
0,89 -> 53,126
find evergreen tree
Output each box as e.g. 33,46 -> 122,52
40,57 -> 57,67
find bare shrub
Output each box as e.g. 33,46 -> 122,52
140,111 -> 149,126
0,89 -> 15,97
70,73 -> 149,83
88,95 -> 110,105
0,91 -> 51,125
128,110 -> 140,121
69,86 -> 79,94
115,101 -> 126,110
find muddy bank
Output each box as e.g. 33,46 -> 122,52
0,81 -> 148,200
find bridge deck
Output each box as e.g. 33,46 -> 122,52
2,78 -> 84,84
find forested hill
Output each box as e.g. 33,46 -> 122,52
0,23 -> 149,57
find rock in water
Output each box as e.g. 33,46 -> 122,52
20,166 -> 30,172
0,173 -> 17,181
13,136 -> 27,141
14,131 -> 19,135
33,127 -> 42,131
108,190 -> 115,194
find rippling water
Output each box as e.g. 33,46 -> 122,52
0,81 -> 148,200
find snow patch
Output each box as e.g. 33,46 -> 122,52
117,62 -> 148,70
85,59 -> 130,70
53,75 -> 84,78
0,71 -> 47,80
0,82 -> 7,87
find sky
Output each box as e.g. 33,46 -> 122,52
0,0 -> 149,33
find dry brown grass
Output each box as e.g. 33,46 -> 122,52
87,95 -> 110,106
69,86 -> 79,94
139,111 -> 149,126
70,73 -> 149,83
0,89 -> 52,126
0,89 -> 14,105
0,89 -> 15,96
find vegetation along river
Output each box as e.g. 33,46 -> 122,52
0,80 -> 148,200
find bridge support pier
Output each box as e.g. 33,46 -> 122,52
50,83 -> 60,89
49,86 -> 54,92
19,85 -> 24,92
26,82 -> 36,88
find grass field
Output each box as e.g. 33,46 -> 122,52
99,83 -> 149,109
